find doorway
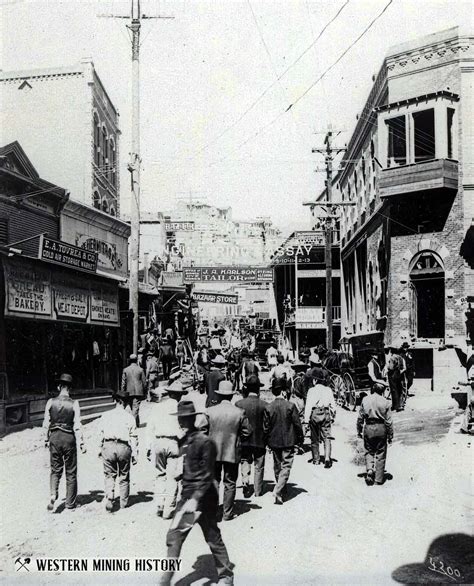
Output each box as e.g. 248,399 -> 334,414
409,252 -> 445,339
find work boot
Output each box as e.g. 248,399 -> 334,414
311,447 -> 320,465
47,495 -> 56,511
324,459 -> 332,469
242,485 -> 252,498
365,470 -> 375,486
105,499 -> 114,512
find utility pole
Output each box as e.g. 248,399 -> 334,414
99,1 -> 173,353
307,126 -> 353,350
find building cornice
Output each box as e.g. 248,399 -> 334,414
63,200 -> 130,238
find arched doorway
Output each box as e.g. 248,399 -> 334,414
409,251 -> 445,338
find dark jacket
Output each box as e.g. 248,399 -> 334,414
180,429 -> 217,501
204,368 -> 226,407
120,363 -> 146,397
206,401 -> 252,463
235,394 -> 267,448
263,397 -> 304,449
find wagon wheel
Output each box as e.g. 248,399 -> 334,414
330,374 -> 345,407
343,373 -> 357,411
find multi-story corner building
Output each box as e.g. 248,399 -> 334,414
331,26 -> 473,389
0,59 -> 120,216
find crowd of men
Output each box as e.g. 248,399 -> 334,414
42,327 -> 402,585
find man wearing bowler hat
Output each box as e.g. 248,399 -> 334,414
162,400 -> 234,586
205,380 -> 252,520
263,377 -> 304,505
43,373 -> 85,511
120,353 -> 146,427
98,393 -> 138,512
204,354 -> 227,407
235,375 -> 267,498
146,380 -> 189,518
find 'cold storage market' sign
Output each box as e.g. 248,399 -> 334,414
39,236 -> 97,273
183,267 -> 273,283
193,292 -> 239,304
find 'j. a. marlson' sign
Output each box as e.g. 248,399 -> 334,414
76,236 -> 123,273
39,236 -> 97,273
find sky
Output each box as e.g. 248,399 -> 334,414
1,0 -> 472,235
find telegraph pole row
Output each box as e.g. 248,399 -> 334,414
305,126 -> 354,350
99,1 -> 173,352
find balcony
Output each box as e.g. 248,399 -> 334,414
379,159 -> 458,199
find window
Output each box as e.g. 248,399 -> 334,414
101,199 -> 109,213
447,108 -> 455,159
0,217 -> 8,245
386,115 -> 406,167
94,114 -> 101,166
413,109 -> 435,162
101,127 -> 107,168
92,189 -> 100,209
110,137 -> 116,186
409,251 -> 445,338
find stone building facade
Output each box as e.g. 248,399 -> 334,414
0,59 -> 120,216
333,26 -> 473,389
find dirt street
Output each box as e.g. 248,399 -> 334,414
1,381 -> 472,585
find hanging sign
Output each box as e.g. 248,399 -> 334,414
40,236 -> 97,273
183,267 -> 273,283
90,285 -> 120,325
193,292 -> 239,304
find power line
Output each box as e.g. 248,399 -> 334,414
184,0 -> 350,163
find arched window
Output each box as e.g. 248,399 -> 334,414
109,205 -> 116,217
101,198 -> 109,213
409,251 -> 445,338
92,189 -> 100,209
109,137 -> 116,186
101,126 -> 107,169
93,114 -> 100,166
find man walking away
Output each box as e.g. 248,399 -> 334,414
205,354 -> 227,407
43,373 -> 85,511
160,337 -> 175,381
235,375 -> 266,498
120,354 -> 146,427
162,401 -> 234,586
206,381 -> 252,520
98,394 -> 138,512
305,376 -> 336,467
146,351 -> 160,401
146,380 -> 188,518
266,343 -> 278,370
239,349 -> 261,388
263,378 -> 304,505
357,382 -> 393,485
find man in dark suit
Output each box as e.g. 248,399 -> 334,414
206,380 -> 252,520
120,354 -> 146,427
235,375 -> 267,498
263,378 -> 304,505
204,354 -> 227,407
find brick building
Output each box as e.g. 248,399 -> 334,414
331,26 -> 473,389
0,59 -> 120,216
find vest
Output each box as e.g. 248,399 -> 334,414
49,395 -> 75,434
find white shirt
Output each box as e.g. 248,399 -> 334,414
147,397 -> 183,450
304,384 -> 336,423
99,404 -> 138,456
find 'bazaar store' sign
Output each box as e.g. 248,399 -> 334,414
3,258 -> 119,326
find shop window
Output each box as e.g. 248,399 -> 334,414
413,109 -> 435,162
409,251 -> 445,338
447,108 -> 455,159
386,115 -> 406,167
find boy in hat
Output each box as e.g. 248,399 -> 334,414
120,354 -> 146,427
204,354 -> 227,407
98,393 -> 138,512
147,380 -> 189,518
163,400 -> 234,586
205,380 -> 252,520
43,374 -> 85,511
357,382 -> 393,485
263,378 -> 304,505
235,375 -> 267,498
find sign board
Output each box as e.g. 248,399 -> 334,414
295,307 -> 325,329
3,258 -> 119,326
40,236 -> 97,274
193,291 -> 239,305
294,231 -> 326,246
164,221 -> 195,231
183,267 -> 273,283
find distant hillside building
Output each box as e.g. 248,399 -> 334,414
0,59 -> 120,217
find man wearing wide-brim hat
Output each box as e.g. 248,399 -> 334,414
147,380 -> 190,519
204,354 -> 227,408
205,380 -> 252,520
119,354 -> 146,427
162,400 -> 235,586
42,373 -> 86,512
235,375 -> 267,498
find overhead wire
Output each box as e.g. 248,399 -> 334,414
205,0 -> 394,168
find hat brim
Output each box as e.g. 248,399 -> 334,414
392,563 -> 460,584
244,382 -> 264,388
56,378 -> 73,385
171,409 -> 203,416
165,387 -> 190,394
214,390 -> 235,395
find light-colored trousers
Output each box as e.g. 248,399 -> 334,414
154,437 -> 180,517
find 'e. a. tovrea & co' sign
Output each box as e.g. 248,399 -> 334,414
193,291 -> 239,304
183,267 -> 273,283
39,236 -> 97,273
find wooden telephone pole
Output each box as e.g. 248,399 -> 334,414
305,126 -> 354,350
99,1 -> 173,352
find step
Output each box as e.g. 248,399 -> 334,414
80,402 -> 115,416
78,395 -> 114,408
